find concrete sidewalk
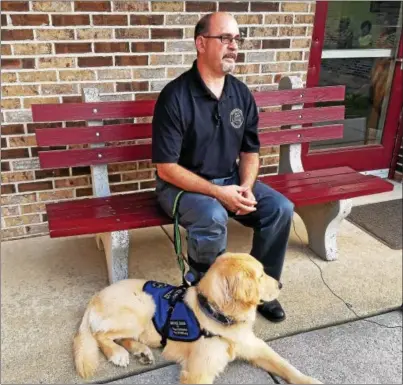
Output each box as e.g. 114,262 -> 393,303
110,311 -> 402,384
1,182 -> 401,384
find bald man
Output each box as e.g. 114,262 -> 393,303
152,12 -> 293,323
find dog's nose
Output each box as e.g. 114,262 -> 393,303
278,282 -> 283,290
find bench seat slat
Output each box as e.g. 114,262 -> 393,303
259,124 -> 343,145
45,168 -> 393,238
38,144 -> 152,169
258,106 -> 345,128
260,166 -> 353,183
35,123 -> 152,146
285,178 -> 393,206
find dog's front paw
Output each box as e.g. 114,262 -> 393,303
139,350 -> 155,365
303,376 -> 323,384
110,349 -> 130,367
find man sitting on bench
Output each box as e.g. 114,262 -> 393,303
151,12 -> 293,323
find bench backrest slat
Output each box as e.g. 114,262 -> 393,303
35,123 -> 152,146
39,144 -> 152,169
253,85 -> 345,107
259,124 -> 343,146
31,100 -> 156,122
258,106 -> 344,129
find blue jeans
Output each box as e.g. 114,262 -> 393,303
155,170 -> 294,281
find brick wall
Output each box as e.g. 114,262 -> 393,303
1,0 -> 315,241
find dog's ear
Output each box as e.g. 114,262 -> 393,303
223,268 -> 260,309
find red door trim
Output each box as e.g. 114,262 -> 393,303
303,1 -> 403,172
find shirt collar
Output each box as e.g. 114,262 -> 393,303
189,59 -> 232,100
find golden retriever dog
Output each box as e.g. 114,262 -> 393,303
74,252 -> 321,384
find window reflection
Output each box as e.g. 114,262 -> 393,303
310,57 -> 392,149
323,1 -> 400,50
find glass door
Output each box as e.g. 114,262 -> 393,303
303,1 -> 403,174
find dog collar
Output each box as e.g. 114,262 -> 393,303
197,291 -> 237,326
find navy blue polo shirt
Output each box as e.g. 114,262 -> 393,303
151,60 -> 260,180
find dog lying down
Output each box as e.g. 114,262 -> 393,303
74,252 -> 321,384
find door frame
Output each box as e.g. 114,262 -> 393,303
303,1 -> 403,173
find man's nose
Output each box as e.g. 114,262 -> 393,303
278,282 -> 283,290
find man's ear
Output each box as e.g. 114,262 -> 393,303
195,36 -> 205,54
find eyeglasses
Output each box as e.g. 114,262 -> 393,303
202,35 -> 244,45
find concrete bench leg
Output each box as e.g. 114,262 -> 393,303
96,231 -> 130,283
295,199 -> 353,261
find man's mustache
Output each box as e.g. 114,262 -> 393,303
223,53 -> 237,59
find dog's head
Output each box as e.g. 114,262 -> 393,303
197,252 -> 282,320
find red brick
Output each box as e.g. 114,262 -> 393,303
18,181 -> 53,193
131,42 -> 164,53
114,1 -> 150,12
31,146 -> 66,158
1,184 -> 16,195
35,169 -> 70,179
135,92 -> 159,101
27,122 -> 62,134
55,43 -> 92,54
117,81 -> 149,92
1,1 -> 29,11
1,138 -> 7,148
62,96 -> 82,103
72,166 -> 90,176
2,162 -> 11,172
10,14 -> 49,26
1,29 -> 34,41
1,14 -> 6,26
250,2 -> 279,12
78,57 -> 113,67
115,28 -> 148,39
76,187 -> 93,197
115,55 -> 148,66
65,121 -> 86,128
185,2 -> 216,12
263,39 -> 291,49
131,15 -> 163,25
1,124 -> 25,135
1,44 -> 11,56
237,53 -> 245,63
111,183 -> 139,193
93,15 -> 128,26
94,42 -> 129,53
218,2 -> 249,12
52,15 -> 90,26
108,174 -> 121,183
74,1 -> 111,12
140,180 -> 156,190
4,58 -> 36,70
2,148 -> 29,159
151,28 -> 182,39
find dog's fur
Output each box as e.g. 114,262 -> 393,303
74,252 -> 321,384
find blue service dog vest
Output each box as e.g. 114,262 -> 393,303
143,280 -> 211,345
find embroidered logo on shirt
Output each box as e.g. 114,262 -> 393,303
230,108 -> 244,129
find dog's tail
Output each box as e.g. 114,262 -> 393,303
73,305 -> 99,379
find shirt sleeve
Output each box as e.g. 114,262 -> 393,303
151,89 -> 183,164
240,90 -> 260,153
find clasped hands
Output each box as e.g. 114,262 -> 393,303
216,185 -> 257,216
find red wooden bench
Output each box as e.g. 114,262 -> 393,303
31,76 -> 394,284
